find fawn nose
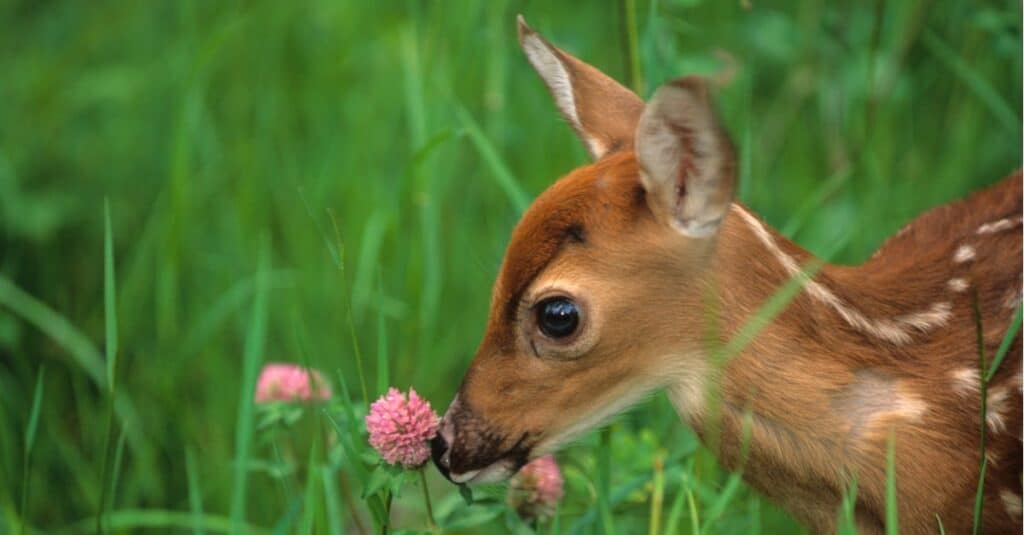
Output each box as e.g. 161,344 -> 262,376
431,426 -> 454,482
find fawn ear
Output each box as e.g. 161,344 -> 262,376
636,76 -> 736,238
517,15 -> 644,160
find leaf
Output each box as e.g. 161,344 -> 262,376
458,483 -> 475,505
361,463 -> 392,499
359,450 -> 382,466
440,503 -> 504,530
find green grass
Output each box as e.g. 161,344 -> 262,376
0,0 -> 1020,533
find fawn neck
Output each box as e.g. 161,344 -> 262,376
665,203 -> 919,532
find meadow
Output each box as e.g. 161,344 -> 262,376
0,0 -> 1020,533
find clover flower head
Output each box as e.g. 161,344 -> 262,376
365,387 -> 439,468
507,455 -> 564,520
254,363 -> 333,403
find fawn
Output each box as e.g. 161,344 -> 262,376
431,16 -> 1023,534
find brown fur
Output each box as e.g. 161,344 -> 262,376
437,18 -> 1023,534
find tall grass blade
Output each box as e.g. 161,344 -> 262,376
229,239 -> 271,531
985,304 -> 1022,383
971,293 -> 989,535
103,198 -> 118,391
619,0 -> 644,96
98,199 -> 122,534
108,429 -> 127,517
0,276 -> 105,386
24,366 -> 45,464
663,470 -> 688,535
69,510 -> 270,534
375,276 -> 390,395
648,454 -> 664,535
455,104 -> 531,213
299,439 -> 320,535
19,366 -> 45,535
185,446 -> 205,535
320,467 -> 344,535
920,29 -> 1019,133
597,427 -> 616,534
686,487 -> 700,535
885,433 -> 898,535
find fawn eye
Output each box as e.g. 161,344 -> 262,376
536,297 -> 580,339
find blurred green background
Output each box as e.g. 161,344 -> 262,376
0,0 -> 1020,532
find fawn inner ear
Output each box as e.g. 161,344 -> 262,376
517,15 -> 643,161
635,76 -> 737,238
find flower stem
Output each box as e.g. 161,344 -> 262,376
419,468 -> 437,530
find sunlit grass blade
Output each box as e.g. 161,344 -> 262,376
648,453 -> 665,535
663,476 -> 687,535
568,473 -> 648,534
229,238 -> 271,531
836,474 -> 860,535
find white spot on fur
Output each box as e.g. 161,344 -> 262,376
896,302 -> 952,332
892,392 -> 928,421
986,387 -> 1010,434
951,368 -> 980,395
985,449 -> 999,467
1004,286 -> 1022,310
947,278 -> 969,292
734,206 -> 950,345
1000,489 -> 1022,520
977,216 -> 1022,235
953,245 -> 976,263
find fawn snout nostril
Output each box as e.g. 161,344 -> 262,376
430,432 -> 453,481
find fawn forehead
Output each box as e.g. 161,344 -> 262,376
492,152 -> 646,324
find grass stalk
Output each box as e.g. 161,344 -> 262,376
326,210 -> 371,406
619,0 -> 644,96
971,292 -> 988,534
228,238 -> 271,532
97,199 -> 120,534
19,366 -> 45,535
597,427 -> 616,534
648,453 -> 665,535
185,446 -> 205,535
455,104 -> 530,213
419,468 -> 437,530
885,433 -> 898,535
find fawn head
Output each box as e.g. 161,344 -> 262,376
432,16 -> 737,483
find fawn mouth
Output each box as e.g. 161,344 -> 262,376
447,459 -> 518,484
430,405 -> 532,484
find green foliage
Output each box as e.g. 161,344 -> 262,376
0,0 -> 1020,533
